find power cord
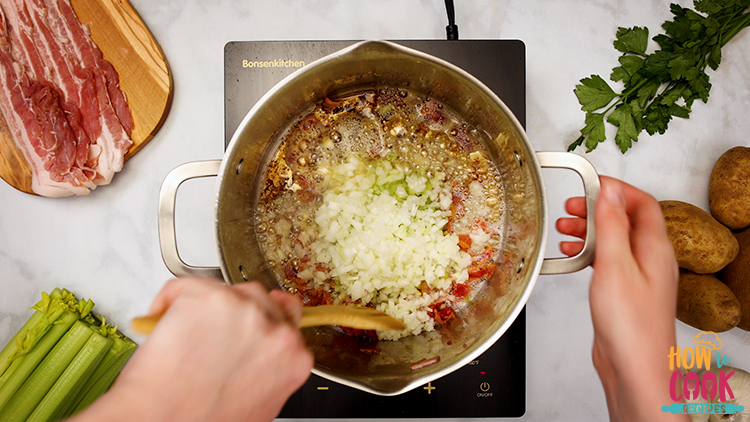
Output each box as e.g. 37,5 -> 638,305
444,0 -> 459,40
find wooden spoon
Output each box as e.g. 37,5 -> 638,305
298,305 -> 405,330
131,304 -> 405,335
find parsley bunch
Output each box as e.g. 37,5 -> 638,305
569,0 -> 750,153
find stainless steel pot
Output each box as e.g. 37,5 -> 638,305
158,40 -> 599,396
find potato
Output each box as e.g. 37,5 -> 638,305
677,270 -> 741,332
721,228 -> 750,331
660,200 -> 739,274
709,146 -> 750,230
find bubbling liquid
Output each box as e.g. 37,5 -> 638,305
256,87 -> 508,340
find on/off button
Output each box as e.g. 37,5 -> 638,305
477,382 -> 492,397
478,382 -> 493,397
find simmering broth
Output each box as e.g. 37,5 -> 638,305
257,88 -> 508,340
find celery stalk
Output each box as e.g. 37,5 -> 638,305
27,331 -> 113,422
0,320 -> 93,422
0,289 -> 64,378
0,288 -> 138,421
0,310 -> 46,379
60,331 -> 137,418
66,337 -> 136,417
73,335 -> 136,397
0,311 -> 79,411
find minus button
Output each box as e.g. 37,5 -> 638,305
317,386 -> 329,391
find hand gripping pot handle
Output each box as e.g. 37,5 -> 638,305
158,160 -> 223,280
537,151 -> 600,275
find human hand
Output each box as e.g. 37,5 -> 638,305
69,277 -> 313,422
556,176 -> 688,422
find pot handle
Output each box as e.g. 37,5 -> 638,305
158,160 -> 224,280
536,152 -> 600,274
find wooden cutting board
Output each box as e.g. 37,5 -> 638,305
0,0 -> 173,195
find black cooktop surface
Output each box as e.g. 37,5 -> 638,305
224,39 -> 526,419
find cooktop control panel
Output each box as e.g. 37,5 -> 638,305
279,309 -> 526,418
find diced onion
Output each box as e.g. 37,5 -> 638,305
302,154 -> 471,340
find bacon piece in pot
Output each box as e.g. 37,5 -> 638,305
467,247 -> 497,279
457,233 -> 472,250
411,356 -> 440,371
452,283 -> 471,300
421,100 -> 443,123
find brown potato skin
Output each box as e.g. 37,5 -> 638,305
677,270 -> 741,332
721,228 -> 750,331
709,146 -> 750,230
660,200 -> 739,274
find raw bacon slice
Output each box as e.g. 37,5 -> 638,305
0,0 -> 133,197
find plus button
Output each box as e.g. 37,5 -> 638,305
423,382 -> 436,394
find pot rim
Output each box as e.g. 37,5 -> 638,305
216,40 -> 549,395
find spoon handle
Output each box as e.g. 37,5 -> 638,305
131,305 -> 404,335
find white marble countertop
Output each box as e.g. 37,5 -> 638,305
1,0 -> 749,420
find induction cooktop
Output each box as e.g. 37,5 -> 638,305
224,39 -> 526,418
